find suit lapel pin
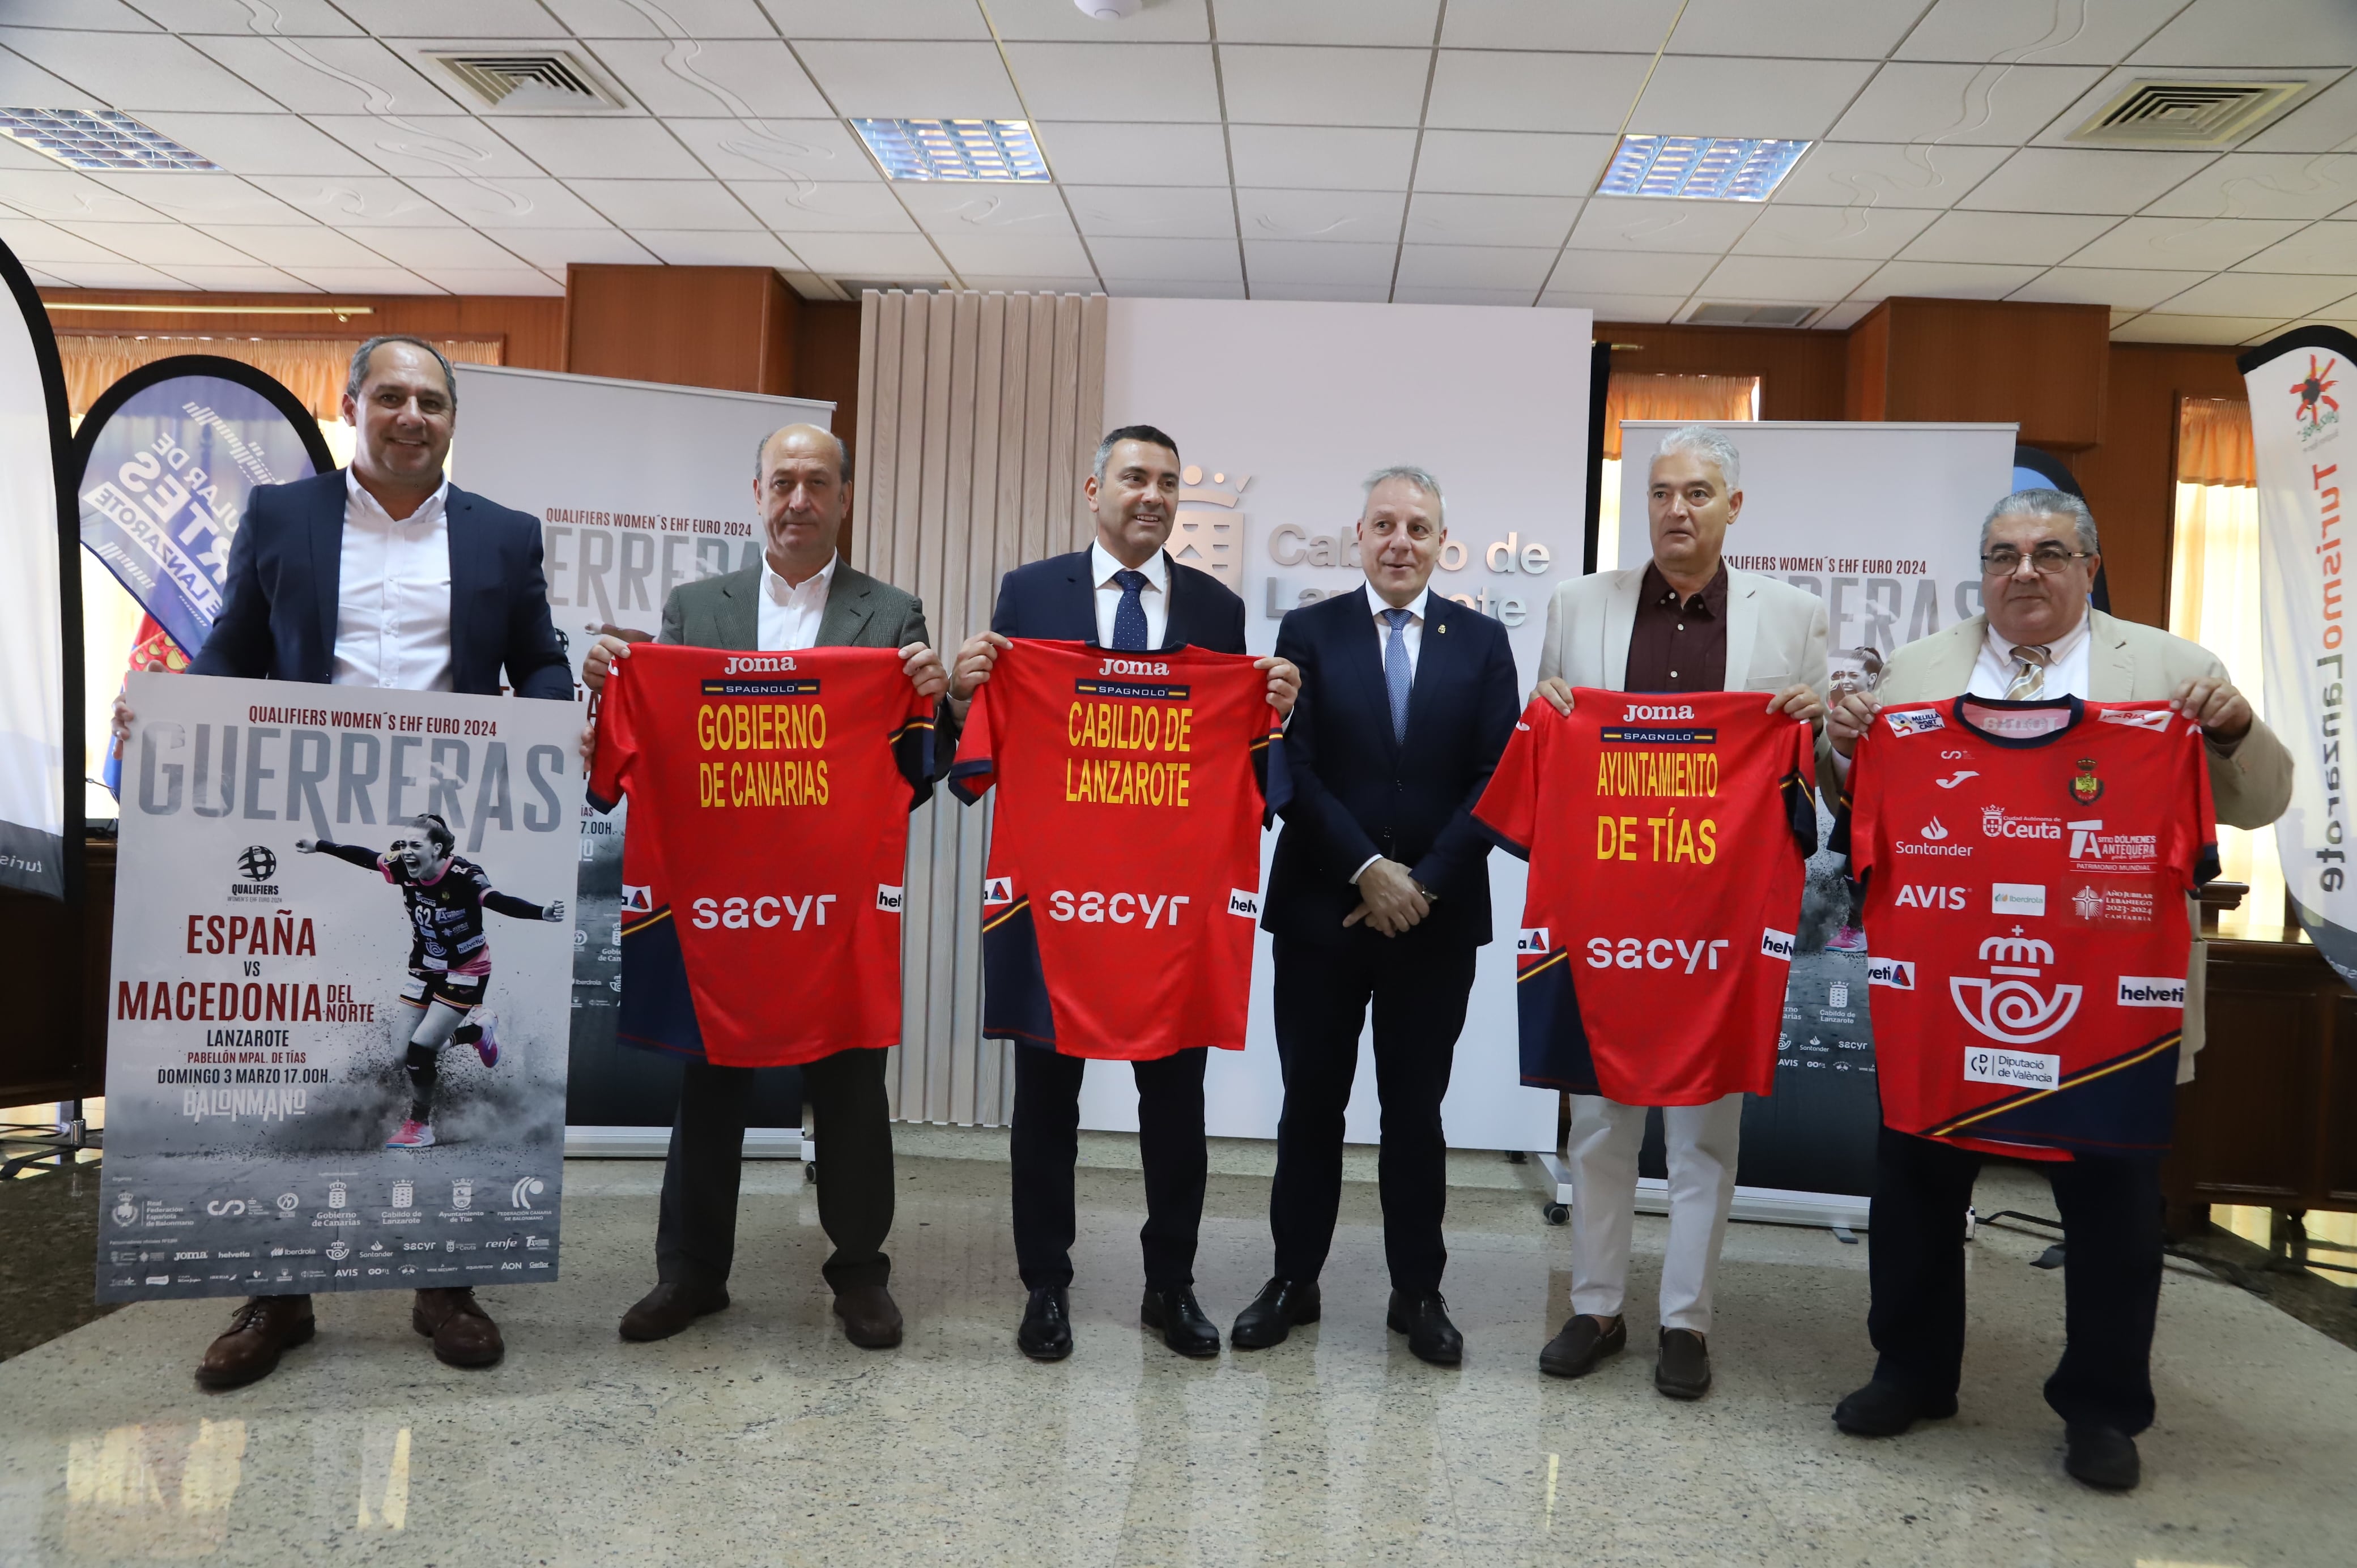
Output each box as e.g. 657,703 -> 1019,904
1437,623 -> 1447,634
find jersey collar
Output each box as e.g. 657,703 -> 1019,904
1948,693 -> 2085,749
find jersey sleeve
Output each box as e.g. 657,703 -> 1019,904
586,656 -> 638,815
1782,717 -> 1820,858
2175,717 -> 2222,890
476,863 -> 547,921
947,675 -> 998,803
1251,678 -> 1291,821
317,841 -> 388,876
891,679 -> 938,812
1830,725 -> 1877,894
1471,700 -> 1547,862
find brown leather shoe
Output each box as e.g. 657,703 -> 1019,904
195,1294 -> 316,1390
833,1284 -> 904,1349
619,1280 -> 730,1341
412,1287 -> 504,1368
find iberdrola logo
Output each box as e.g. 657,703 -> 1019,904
2294,353 -> 2339,444
2069,757 -> 2103,805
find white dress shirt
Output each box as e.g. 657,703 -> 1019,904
1351,582 -> 1434,885
331,470 -> 452,691
759,553 -> 836,653
1091,539 -> 1168,649
1969,607 -> 2092,700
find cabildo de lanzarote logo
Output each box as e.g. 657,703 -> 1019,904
2294,352 -> 2339,448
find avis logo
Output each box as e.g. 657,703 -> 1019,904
1100,658 -> 1170,678
722,654 -> 797,675
1950,928 -> 2082,1045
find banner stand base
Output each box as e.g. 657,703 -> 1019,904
565,1126 -> 810,1164
1534,1152 -> 1869,1233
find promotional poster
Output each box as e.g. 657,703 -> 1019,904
0,236 -> 70,900
97,672 -> 583,1301
2247,327 -> 2357,984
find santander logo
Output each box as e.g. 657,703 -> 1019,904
1921,817 -> 1950,841
722,654 -> 798,675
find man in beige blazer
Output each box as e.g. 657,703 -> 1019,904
1820,487 -> 2291,1491
1530,425 -> 1829,1399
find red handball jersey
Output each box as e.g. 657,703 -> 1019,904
588,644 -> 935,1067
950,639 -> 1287,1061
1838,695 -> 2217,1158
1475,691 -> 1817,1106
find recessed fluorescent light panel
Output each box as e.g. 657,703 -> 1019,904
0,108 -> 218,172
1599,136 -> 1807,202
852,119 -> 1049,182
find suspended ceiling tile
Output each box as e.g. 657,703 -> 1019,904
129,113 -> 385,178
1813,299 -> 1877,329
729,180 -> 917,233
490,117 -> 709,180
664,118 -> 880,182
0,28 -> 285,114
1538,291 -> 1692,322
1730,202 -> 1938,259
352,226 -> 532,269
1895,0 -> 2184,66
31,261 -> 199,289
1002,44 -> 1222,123
0,169 -> 176,223
1403,192 -> 1580,248
1426,50 -> 1656,134
1899,209 -> 2122,265
242,175 -> 460,227
779,231 -> 953,275
1958,147 -> 2218,215
1227,125 -> 1417,191
404,266 -> 567,295
306,115 -> 541,180
0,217 -> 137,264
401,176 -> 615,228
1567,197 -> 1762,254
895,181 -> 1073,237
1698,253 -> 1880,302
2143,154 -> 2357,221
1239,238 -> 1399,286
929,228 -> 1095,276
1392,286 -> 1541,306
1628,56 -> 1879,142
1857,258 -> 2050,299
620,231 -> 806,268
1245,280 -> 1392,303
1097,277 -> 1247,300
756,0 -> 994,41
336,1 -> 568,36
145,264 -> 314,291
0,47 -> 96,113
1214,0 -> 1436,47
544,0 -> 777,38
1828,62 -> 2107,145
1235,188 -> 1404,245
1064,183 -> 1237,241
984,0 -> 1210,43
1394,243 -> 1557,290
1667,0 -> 1926,60
2130,0 -> 2357,68
790,41 -> 1020,120
275,263 -> 440,292
2108,312 -> 2291,344
204,225 -> 395,268
2007,266 -> 2215,309
1442,0 -> 1682,52
1218,45 -> 1433,129
562,178 -> 763,229
2066,214 -> 2312,270
1771,142 -> 2010,208
134,0 -> 359,29
2150,271 -> 2357,319
49,220 -> 259,267
2233,221 -> 2357,275
2244,72 -> 2357,154
1410,130 -> 1615,198
82,171 -> 304,224
952,275 -> 1100,293
586,40 -> 832,118
1032,122 -> 1230,186
1546,249 -> 1718,295
4,1 -> 156,28
1085,236 -> 1241,283
487,227 -> 662,267
185,37 -> 465,116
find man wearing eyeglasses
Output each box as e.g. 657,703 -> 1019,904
1820,487 -> 2291,1492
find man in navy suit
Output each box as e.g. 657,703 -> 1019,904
1231,466 -> 1518,1365
948,425 -> 1297,1362
127,336 -> 571,1391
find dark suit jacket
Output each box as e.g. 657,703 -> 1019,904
658,557 -> 929,654
988,547 -> 1246,653
192,468 -> 571,700
1263,589 -> 1519,951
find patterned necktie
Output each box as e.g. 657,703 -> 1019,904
1381,607 -> 1414,743
2006,642 -> 2052,701
1111,569 -> 1150,652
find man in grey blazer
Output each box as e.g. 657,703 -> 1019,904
581,424 -> 947,1350
1528,424 -> 1828,1399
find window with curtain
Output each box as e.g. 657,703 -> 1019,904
1596,371 -> 1761,570
2168,395 -> 2280,942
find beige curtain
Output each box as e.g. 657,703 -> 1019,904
2178,395 -> 2254,487
57,335 -> 503,419
1602,372 -> 1759,459
853,290 -> 1109,1126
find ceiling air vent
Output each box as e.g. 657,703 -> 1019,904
2068,79 -> 2309,147
426,52 -> 627,112
1685,302 -> 1819,328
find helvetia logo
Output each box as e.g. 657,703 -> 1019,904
1949,927 -> 2082,1045
2116,975 -> 2186,1007
876,884 -> 904,912
1100,658 -> 1170,678
722,654 -> 798,675
1622,704 -> 1694,722
1227,888 -> 1261,918
1760,927 -> 1796,961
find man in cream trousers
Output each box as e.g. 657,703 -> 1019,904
1530,424 -> 1828,1398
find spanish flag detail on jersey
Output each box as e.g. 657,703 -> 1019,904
951,639 -> 1288,1062
1836,696 -> 2217,1158
1475,691 -> 1817,1106
589,644 -> 935,1068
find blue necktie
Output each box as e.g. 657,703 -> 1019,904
1382,607 -> 1413,744
1112,568 -> 1150,652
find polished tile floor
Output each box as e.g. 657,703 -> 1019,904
0,1130 -> 2351,1566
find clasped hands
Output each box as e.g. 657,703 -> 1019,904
1346,857 -> 1429,938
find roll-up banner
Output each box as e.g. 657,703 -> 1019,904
73,355 -> 335,794
0,238 -> 75,900
1619,420 -> 2013,1203
448,364 -> 831,1140
97,671 -> 584,1301
2245,326 -> 2357,981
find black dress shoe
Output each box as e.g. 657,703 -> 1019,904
1538,1314 -> 1626,1379
1385,1290 -> 1463,1366
1832,1378 -> 1959,1437
2064,1424 -> 2141,1491
1141,1287 -> 1221,1359
1018,1286 -> 1073,1361
1230,1278 -> 1321,1350
1654,1327 -> 1711,1399
619,1280 -> 730,1342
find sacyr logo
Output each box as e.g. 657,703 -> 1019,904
1949,926 -> 2081,1045
205,1200 -> 248,1216
510,1176 -> 545,1211
722,654 -> 797,675
1920,817 -> 1949,841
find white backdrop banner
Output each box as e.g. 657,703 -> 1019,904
1619,418 -> 2014,1195
99,673 -> 582,1301
0,241 -> 67,898
1096,299 -> 1593,1152
2246,327 -> 2357,982
450,364 -> 831,1125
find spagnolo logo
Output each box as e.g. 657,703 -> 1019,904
1099,658 -> 1170,678
1174,464 -> 1249,591
1623,704 -> 1695,722
721,654 -> 797,675
1950,927 -> 2081,1045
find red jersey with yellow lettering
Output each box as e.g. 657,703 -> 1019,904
588,644 -> 934,1067
1475,691 -> 1816,1106
1837,695 -> 2216,1157
950,639 -> 1287,1061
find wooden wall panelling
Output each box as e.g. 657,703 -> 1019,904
1849,298 -> 2110,449
1592,320 -> 1849,421
1844,308 -> 1889,422
794,300 -> 863,460
33,289 -> 563,368
562,265 -> 793,394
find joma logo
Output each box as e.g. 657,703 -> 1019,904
722,654 -> 798,675
1623,704 -> 1695,721
1100,658 -> 1170,677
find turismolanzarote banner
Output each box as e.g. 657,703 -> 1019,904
97,671 -> 582,1302
2247,325 -> 2357,981
0,237 -> 70,898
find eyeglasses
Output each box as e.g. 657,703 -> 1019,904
1980,544 -> 2095,576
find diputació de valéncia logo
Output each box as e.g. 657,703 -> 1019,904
1949,928 -> 2082,1045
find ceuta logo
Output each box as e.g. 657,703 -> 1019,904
2294,353 -> 2340,434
